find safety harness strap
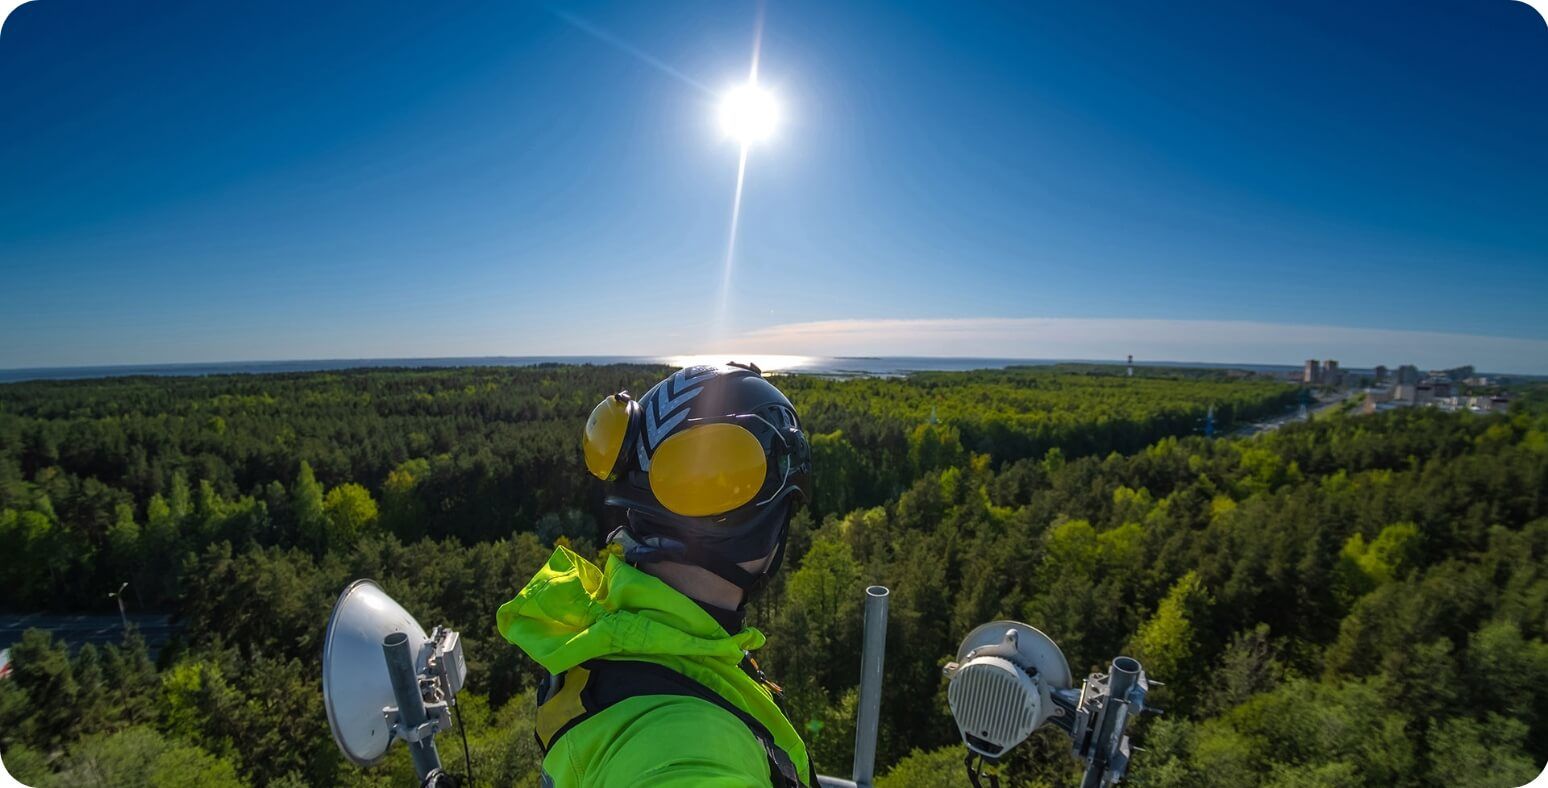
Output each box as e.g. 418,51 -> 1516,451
534,658 -> 808,787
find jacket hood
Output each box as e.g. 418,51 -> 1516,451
497,545 -> 766,674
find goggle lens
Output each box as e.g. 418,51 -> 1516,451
583,396 -> 633,480
649,423 -> 768,517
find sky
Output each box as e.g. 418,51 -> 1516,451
1,0 -> 1546,372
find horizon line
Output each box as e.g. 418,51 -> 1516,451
5,316 -> 1548,377
2,352 -> 1542,380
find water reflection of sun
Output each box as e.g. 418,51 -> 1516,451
662,354 -> 820,375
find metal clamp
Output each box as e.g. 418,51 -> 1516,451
384,699 -> 454,744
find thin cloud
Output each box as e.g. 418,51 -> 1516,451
719,317 -> 1548,374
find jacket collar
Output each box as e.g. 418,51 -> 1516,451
496,545 -> 764,675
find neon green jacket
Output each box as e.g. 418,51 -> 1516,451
497,545 -> 812,787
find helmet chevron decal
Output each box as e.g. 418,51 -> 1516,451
640,366 -> 719,457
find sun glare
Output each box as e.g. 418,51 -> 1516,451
719,84 -> 779,145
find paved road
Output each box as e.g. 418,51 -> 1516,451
0,613 -> 180,659
1235,390 -> 1362,436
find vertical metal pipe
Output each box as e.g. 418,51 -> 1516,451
383,631 -> 441,781
852,585 -> 890,788
1080,657 -> 1141,788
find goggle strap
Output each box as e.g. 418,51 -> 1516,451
609,526 -> 686,565
615,396 -> 641,478
740,518 -> 792,602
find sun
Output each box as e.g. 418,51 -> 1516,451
719,83 -> 780,145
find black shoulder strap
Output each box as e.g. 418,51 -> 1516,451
533,658 -> 807,787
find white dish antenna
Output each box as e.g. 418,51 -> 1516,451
322,579 -> 430,765
323,579 -> 468,785
946,621 -> 1073,759
954,620 -> 1074,688
945,620 -> 1151,787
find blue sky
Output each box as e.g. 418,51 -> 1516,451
2,0 -> 1546,371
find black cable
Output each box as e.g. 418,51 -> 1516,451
965,752 -> 983,788
963,752 -> 1000,788
454,699 -> 475,788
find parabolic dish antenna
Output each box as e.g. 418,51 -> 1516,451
946,620 -> 1076,760
322,579 -> 430,765
955,620 -> 1073,690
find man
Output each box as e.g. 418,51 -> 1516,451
497,362 -> 815,787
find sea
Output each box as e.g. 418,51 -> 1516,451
0,355 -> 1313,384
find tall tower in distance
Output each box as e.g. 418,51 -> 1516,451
1322,359 -> 1340,387
1127,354 -> 1134,377
1303,359 -> 1321,385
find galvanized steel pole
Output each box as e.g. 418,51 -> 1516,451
1080,656 -> 1141,788
383,631 -> 441,781
852,585 -> 890,788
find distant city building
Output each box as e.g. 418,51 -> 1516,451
1303,359 -> 1321,385
1427,395 -> 1510,414
1362,361 -> 1502,416
1127,354 -> 1133,378
1321,359 -> 1342,387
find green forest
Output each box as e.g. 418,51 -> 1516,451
1,364 -> 1544,787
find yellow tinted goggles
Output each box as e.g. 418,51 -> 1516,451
649,422 -> 768,517
582,393 -> 775,518
583,393 -> 638,480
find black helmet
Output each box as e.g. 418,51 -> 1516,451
581,362 -> 811,595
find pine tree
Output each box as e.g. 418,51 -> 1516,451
73,644 -> 116,736
103,628 -> 159,725
10,628 -> 80,749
